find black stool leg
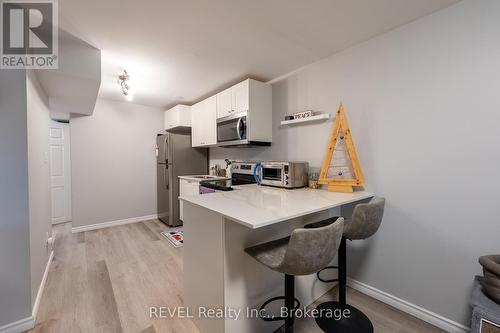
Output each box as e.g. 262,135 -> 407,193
258,274 -> 300,331
284,274 -> 295,333
339,237 -> 347,306
315,237 -> 374,333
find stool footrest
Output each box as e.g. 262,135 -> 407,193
259,296 -> 301,322
317,266 -> 339,283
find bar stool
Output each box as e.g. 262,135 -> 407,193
245,217 -> 345,333
306,196 -> 385,333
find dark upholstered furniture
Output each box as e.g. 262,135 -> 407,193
306,196 -> 385,333
479,255 -> 500,305
471,276 -> 500,333
245,217 -> 345,333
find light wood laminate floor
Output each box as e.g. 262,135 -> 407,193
29,220 -> 445,333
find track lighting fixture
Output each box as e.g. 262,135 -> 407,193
118,69 -> 134,101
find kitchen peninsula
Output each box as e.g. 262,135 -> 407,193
180,184 -> 374,333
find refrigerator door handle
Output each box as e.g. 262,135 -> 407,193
165,165 -> 170,190
164,135 -> 168,164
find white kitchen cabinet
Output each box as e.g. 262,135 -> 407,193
231,80 -> 249,114
216,80 -> 250,119
191,95 -> 217,147
164,105 -> 191,132
197,79 -> 272,146
215,79 -> 272,145
190,103 -> 201,146
216,87 -> 232,119
179,179 -> 201,221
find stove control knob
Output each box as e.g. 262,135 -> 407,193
284,181 -> 289,185
284,175 -> 289,180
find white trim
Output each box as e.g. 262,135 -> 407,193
0,316 -> 34,333
71,214 -> 158,233
32,250 -> 54,319
347,278 -> 470,333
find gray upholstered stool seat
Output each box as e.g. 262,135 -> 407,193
305,196 -> 386,333
246,218 -> 344,276
245,217 -> 345,333
305,197 -> 385,240
343,196 -> 385,240
245,236 -> 289,272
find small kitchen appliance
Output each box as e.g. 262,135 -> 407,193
257,161 -> 309,188
216,113 -> 271,147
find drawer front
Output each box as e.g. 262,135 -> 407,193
180,180 -> 200,196
179,180 -> 189,196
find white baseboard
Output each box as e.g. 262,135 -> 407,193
71,214 -> 158,233
0,248 -> 54,333
0,316 -> 34,333
347,278 -> 470,333
32,250 -> 54,319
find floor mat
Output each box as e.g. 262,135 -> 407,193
161,230 -> 183,248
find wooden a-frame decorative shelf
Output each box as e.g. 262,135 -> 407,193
318,103 -> 365,193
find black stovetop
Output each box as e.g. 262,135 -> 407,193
200,174 -> 256,191
199,179 -> 234,191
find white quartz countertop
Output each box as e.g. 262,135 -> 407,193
180,184 -> 374,229
178,175 -> 229,182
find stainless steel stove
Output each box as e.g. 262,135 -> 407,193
200,161 -> 258,191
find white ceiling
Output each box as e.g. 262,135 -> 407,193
59,0 -> 460,109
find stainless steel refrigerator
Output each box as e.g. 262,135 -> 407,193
156,133 -> 207,226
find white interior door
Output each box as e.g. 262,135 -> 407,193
49,120 -> 72,224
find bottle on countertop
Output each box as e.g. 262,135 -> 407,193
225,159 -> 232,179
213,164 -> 221,176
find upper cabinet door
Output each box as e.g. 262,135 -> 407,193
202,95 -> 217,146
191,96 -> 217,147
165,108 -> 175,130
232,80 -> 249,114
164,105 -> 191,130
190,102 -> 202,147
216,87 -> 232,119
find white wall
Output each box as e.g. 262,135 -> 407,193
26,71 -> 52,305
70,98 -> 164,228
211,0 -> 500,327
0,70 -> 32,327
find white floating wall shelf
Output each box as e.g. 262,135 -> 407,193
280,113 -> 331,126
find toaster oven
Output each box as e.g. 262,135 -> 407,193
259,162 -> 309,188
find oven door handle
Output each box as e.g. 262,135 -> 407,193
236,117 -> 243,140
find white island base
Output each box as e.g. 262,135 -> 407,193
182,186 -> 374,333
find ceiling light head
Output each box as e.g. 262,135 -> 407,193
118,69 -> 130,82
118,69 -> 134,101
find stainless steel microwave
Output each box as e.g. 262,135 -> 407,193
259,161 -> 309,188
217,112 -> 248,146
